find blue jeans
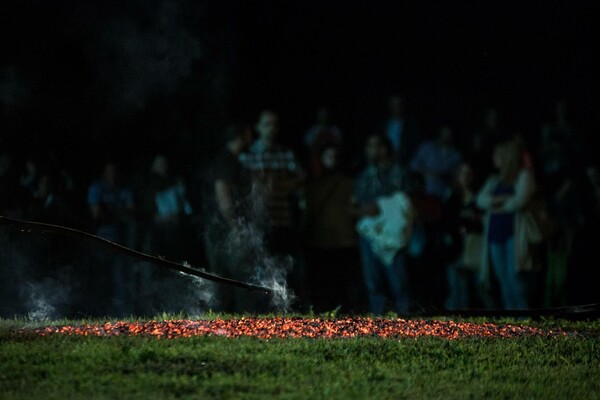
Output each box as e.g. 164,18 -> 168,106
489,237 -> 528,310
359,237 -> 409,315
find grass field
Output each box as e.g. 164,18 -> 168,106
1,316 -> 599,399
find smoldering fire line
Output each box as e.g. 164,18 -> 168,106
0,215 -> 274,295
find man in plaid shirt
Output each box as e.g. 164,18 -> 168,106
239,111 -> 305,307
239,110 -> 304,231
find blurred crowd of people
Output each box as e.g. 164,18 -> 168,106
1,96 -> 598,317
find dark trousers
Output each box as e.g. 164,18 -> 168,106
359,237 -> 410,315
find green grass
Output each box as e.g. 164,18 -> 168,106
1,316 -> 599,399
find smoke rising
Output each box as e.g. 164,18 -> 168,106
214,181 -> 296,312
178,264 -> 218,314
224,217 -> 295,311
22,278 -> 70,321
252,255 -> 295,312
91,0 -> 202,111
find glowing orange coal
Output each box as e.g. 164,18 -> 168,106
22,318 -> 567,339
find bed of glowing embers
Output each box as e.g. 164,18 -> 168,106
20,317 -> 572,339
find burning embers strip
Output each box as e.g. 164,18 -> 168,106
22,318 -> 567,339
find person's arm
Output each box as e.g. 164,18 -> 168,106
287,150 -> 306,182
476,176 -> 497,211
348,195 -> 380,217
118,189 -> 135,223
87,184 -> 102,220
281,151 -> 306,200
409,143 -> 424,172
500,169 -> 536,213
215,179 -> 234,223
410,143 -> 441,178
90,204 -> 101,220
123,190 -> 135,212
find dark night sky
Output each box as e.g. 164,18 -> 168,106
234,1 -> 598,133
1,1 -> 599,180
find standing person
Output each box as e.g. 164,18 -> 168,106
466,108 -> 503,188
304,144 -> 362,313
135,154 -> 193,314
476,140 -> 536,310
403,171 -> 445,309
204,124 -> 255,313
303,106 -> 343,177
443,163 -> 486,310
384,94 -> 419,165
410,125 -> 462,200
351,134 -> 411,315
540,100 -> 582,163
146,154 -> 193,259
87,161 -> 135,316
239,111 -> 305,307
473,108 -> 503,151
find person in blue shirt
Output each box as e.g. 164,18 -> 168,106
410,125 -> 462,200
87,161 -> 135,316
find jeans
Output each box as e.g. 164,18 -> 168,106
359,237 -> 409,315
489,237 -> 528,310
96,224 -> 134,317
445,262 -> 470,310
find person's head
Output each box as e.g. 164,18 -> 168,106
483,108 -> 499,131
103,162 -> 118,187
365,134 -> 393,165
24,159 -> 37,176
454,163 -> 475,191
225,124 -> 253,155
316,106 -> 330,126
438,125 -> 453,147
555,99 -> 567,125
36,174 -> 52,198
586,165 -> 599,187
493,140 -> 523,183
255,110 -> 279,146
319,144 -> 340,172
151,154 -> 168,177
388,95 -> 406,118
470,132 -> 484,151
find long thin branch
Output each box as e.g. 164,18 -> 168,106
0,215 -> 272,295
